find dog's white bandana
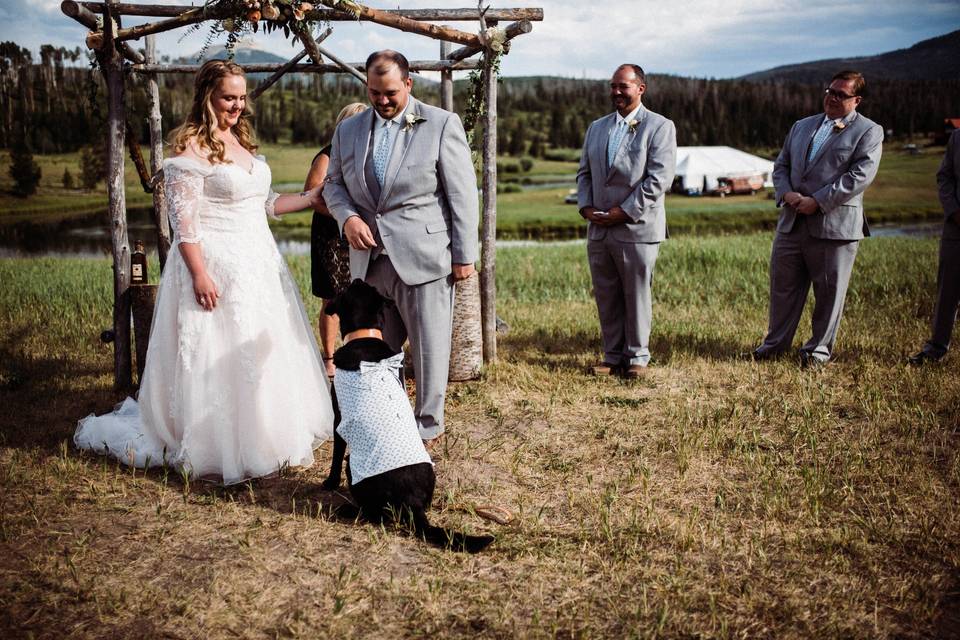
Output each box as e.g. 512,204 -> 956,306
334,353 -> 432,485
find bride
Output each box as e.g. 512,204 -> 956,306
75,60 -> 335,484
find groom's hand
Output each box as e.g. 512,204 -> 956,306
343,216 -> 378,250
452,263 -> 475,281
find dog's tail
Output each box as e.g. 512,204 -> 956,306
413,512 -> 495,553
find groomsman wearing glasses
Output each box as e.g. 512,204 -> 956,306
753,70 -> 883,368
577,63 -> 677,379
908,128 -> 960,365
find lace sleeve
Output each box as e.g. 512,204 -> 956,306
163,160 -> 208,244
265,189 -> 281,220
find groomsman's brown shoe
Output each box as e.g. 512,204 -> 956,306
591,362 -> 619,376
624,364 -> 647,379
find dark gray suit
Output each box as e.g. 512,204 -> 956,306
757,109 -> 883,363
577,105 -> 677,366
324,97 -> 479,438
919,129 -> 960,358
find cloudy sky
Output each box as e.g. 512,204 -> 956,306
3,0 -> 959,79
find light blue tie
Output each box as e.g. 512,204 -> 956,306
373,120 -> 394,185
607,120 -> 627,167
808,119 -> 834,162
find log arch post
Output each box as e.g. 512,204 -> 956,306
440,33 -> 454,112
99,0 -> 133,389
145,34 -> 171,269
479,35 -> 499,364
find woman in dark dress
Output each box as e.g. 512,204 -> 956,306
304,102 -> 368,377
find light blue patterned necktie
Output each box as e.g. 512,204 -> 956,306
808,119 -> 834,162
607,120 -> 627,167
373,120 -> 394,185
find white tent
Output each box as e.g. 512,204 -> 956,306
674,146 -> 775,194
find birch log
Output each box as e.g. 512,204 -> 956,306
78,2 -> 544,22
145,34 -> 170,269
101,1 -> 133,389
480,47 -> 498,364
440,36 -> 453,112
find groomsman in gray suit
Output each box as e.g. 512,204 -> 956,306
323,50 -> 479,441
909,128 -> 960,365
577,64 -> 677,378
753,70 -> 883,367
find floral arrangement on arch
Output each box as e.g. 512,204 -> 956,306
193,0 -> 361,55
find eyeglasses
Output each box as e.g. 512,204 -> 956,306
825,88 -> 858,101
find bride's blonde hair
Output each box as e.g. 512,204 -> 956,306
170,59 -> 257,164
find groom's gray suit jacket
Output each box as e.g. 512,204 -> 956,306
324,97 -> 479,286
576,104 -> 677,241
773,110 -> 883,240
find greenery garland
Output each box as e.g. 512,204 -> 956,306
463,49 -> 502,152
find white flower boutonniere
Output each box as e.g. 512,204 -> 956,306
832,119 -> 846,132
404,113 -> 426,132
627,119 -> 639,134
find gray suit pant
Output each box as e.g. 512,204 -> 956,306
366,255 -> 454,439
758,217 -> 859,362
588,236 -> 660,366
923,237 -> 960,357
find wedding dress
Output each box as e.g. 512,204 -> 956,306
75,155 -> 334,484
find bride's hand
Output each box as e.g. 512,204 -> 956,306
193,273 -> 220,311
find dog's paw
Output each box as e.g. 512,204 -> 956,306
321,475 -> 341,490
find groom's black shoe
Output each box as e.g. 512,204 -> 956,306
751,348 -> 782,362
799,351 -> 827,370
908,350 -> 944,366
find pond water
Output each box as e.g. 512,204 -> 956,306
0,208 -> 943,259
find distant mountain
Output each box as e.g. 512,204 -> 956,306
740,29 -> 960,83
181,41 -> 287,65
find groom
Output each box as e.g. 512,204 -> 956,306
323,50 -> 479,442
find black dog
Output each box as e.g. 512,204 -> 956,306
321,280 -> 494,554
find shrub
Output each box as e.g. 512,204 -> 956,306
9,140 -> 42,197
497,183 -> 523,194
520,157 -> 534,172
62,168 -> 75,189
79,145 -> 106,190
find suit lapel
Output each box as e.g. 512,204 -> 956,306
796,115 -> 823,176
594,113 -> 616,176
803,112 -> 858,176
379,98 -> 421,208
353,109 -> 378,212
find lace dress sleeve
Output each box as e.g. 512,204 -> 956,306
163,158 -> 210,244
265,189 -> 281,221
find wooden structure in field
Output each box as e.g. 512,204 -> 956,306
60,0 -> 542,389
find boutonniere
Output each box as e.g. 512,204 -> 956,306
403,113 -> 426,132
627,119 -> 639,134
832,119 -> 846,132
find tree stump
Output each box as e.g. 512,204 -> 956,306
130,284 -> 157,385
449,271 -> 482,381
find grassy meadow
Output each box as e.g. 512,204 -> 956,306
2,233 -> 959,637
1,143 -> 947,238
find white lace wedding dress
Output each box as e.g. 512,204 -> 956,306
75,155 -> 334,484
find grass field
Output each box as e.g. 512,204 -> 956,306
1,235 -> 958,638
1,144 -> 947,239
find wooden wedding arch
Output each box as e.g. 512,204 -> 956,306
59,0 -> 542,389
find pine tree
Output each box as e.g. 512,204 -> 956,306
62,166 -> 74,189
79,144 -> 106,190
9,137 -> 42,196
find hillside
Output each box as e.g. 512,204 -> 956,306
741,29 -> 960,83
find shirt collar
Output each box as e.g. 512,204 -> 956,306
615,103 -> 643,126
822,111 -> 856,126
374,100 -> 411,128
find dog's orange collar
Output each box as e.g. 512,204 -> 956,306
344,328 -> 383,343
